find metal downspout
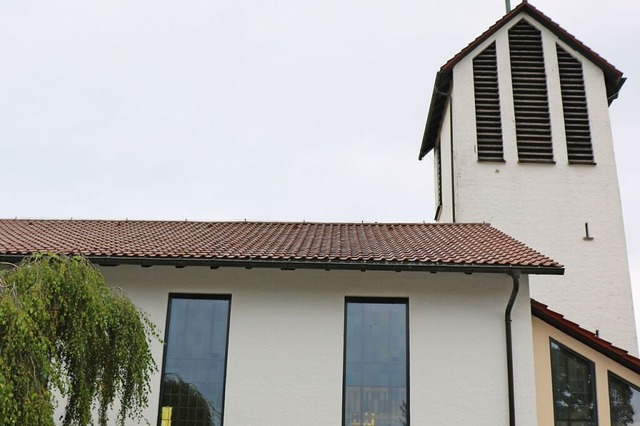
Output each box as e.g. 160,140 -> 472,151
505,270 -> 520,426
449,96 -> 456,223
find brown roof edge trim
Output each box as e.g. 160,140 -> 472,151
439,1 -> 528,73
607,77 -> 626,105
531,300 -> 640,374
520,4 -> 624,102
0,254 -> 564,275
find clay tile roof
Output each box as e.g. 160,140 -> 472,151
419,2 -> 626,160
0,219 -> 562,273
531,299 -> 640,373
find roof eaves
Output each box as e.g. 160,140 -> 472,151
418,71 -> 451,160
0,253 -> 565,275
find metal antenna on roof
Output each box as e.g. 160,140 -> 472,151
505,0 -> 511,13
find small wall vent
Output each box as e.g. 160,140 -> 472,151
473,42 -> 504,161
509,19 -> 554,163
557,45 -> 594,164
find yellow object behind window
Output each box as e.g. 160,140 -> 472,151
160,406 -> 172,426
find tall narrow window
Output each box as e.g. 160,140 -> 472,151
473,42 -> 504,161
509,19 -> 554,163
159,295 -> 231,426
557,45 -> 594,164
343,298 -> 409,426
550,340 -> 597,425
609,372 -> 640,425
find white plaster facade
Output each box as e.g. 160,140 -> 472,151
432,12 -> 637,353
97,265 -> 538,426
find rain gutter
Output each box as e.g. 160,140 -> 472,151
0,254 -> 564,275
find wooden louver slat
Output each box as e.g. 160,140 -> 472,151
557,45 -> 594,164
509,20 -> 554,163
473,42 -> 504,161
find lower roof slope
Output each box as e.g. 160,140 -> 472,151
532,300 -> 640,373
0,219 -> 562,273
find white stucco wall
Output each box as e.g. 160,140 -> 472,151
439,12 -> 637,354
94,264 -> 537,426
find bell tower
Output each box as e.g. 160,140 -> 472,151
419,2 -> 637,353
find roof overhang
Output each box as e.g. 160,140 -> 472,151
0,253 -> 565,275
418,71 -> 451,160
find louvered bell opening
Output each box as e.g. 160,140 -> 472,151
473,42 -> 504,162
557,45 -> 594,164
509,19 -> 554,163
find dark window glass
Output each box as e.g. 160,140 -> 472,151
343,299 -> 408,426
159,296 -> 230,426
550,340 -> 597,425
609,372 -> 640,425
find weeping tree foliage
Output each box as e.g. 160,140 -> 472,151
161,374 -> 217,426
0,253 -> 159,426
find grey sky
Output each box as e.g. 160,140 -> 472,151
1,0 -> 638,326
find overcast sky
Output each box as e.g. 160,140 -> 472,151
1,0 -> 638,325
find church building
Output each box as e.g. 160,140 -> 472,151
0,1 -> 639,425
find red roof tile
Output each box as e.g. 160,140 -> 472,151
0,219 -> 561,272
532,300 -> 640,373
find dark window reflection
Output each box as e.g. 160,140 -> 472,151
550,340 -> 596,426
159,296 -> 230,426
609,372 -> 640,425
344,299 -> 408,426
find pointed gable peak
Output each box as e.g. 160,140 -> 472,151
441,2 -> 622,82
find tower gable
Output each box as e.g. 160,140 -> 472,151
419,2 -> 624,161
